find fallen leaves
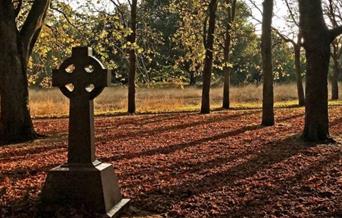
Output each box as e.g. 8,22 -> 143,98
0,107 -> 341,217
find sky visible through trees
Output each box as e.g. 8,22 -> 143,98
65,0 -> 288,32
249,1 -> 289,33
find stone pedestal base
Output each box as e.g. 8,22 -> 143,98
40,162 -> 129,217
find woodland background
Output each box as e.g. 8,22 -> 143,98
27,0 -> 309,88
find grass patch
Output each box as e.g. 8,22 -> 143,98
29,83 -> 342,118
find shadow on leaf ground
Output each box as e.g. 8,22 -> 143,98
1,107 -> 341,218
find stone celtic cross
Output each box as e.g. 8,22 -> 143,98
42,47 -> 129,217
52,47 -> 110,164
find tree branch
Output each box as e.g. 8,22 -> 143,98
284,0 -> 299,27
249,11 -> 296,45
20,0 -> 51,57
109,0 -> 128,27
50,5 -> 77,29
329,26 -> 342,42
247,0 -> 263,15
272,26 -> 296,45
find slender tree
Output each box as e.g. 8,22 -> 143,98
298,0 -> 342,141
284,0 -> 305,106
261,0 -> 274,126
325,0 -> 342,100
201,0 -> 218,114
106,0 -> 138,113
269,31 -> 306,107
0,0 -> 51,144
249,0 -> 305,106
128,0 -> 138,113
331,39 -> 341,100
222,0 -> 237,109
293,35 -> 305,106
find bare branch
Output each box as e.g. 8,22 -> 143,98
50,5 -> 78,29
109,0 -> 128,27
250,11 -> 297,46
272,26 -> 296,45
247,0 -> 263,15
283,0 -> 299,27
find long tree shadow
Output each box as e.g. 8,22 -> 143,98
276,112 -> 303,122
95,109 -> 251,128
98,110 -> 261,142
127,135 -> 316,214
230,151 -> 341,217
3,110 -> 309,172
94,111 -> 201,131
7,111 -> 259,159
120,140 -> 260,180
102,112 -> 304,162
0,133 -> 67,160
102,124 -> 265,162
331,116 -> 342,126
130,112 -> 199,126
0,147 -> 66,164
1,162 -> 63,182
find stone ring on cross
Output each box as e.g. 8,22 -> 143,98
52,47 -> 111,100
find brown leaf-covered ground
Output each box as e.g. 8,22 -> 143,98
1,107 -> 342,217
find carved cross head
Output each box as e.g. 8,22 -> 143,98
52,47 -> 111,100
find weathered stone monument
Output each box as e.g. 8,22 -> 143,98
41,47 -> 129,217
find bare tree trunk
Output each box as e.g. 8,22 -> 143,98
331,57 -> 339,100
0,0 -> 50,145
299,0 -> 332,141
303,44 -> 330,141
294,44 -> 305,106
128,0 -> 137,114
0,2 -> 34,144
261,0 -> 274,126
201,0 -> 218,114
222,0 -> 236,109
222,32 -> 231,109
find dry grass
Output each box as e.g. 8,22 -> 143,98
29,83 -> 342,118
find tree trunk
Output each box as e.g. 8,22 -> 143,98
222,32 -> 231,109
261,0 -> 274,126
0,0 -> 50,145
189,71 -> 196,86
294,44 -> 305,106
128,0 -> 137,114
0,3 -> 35,144
222,0 -> 236,110
331,57 -> 339,100
201,0 -> 218,114
299,0 -> 332,141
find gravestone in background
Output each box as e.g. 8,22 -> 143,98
40,47 -> 129,217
